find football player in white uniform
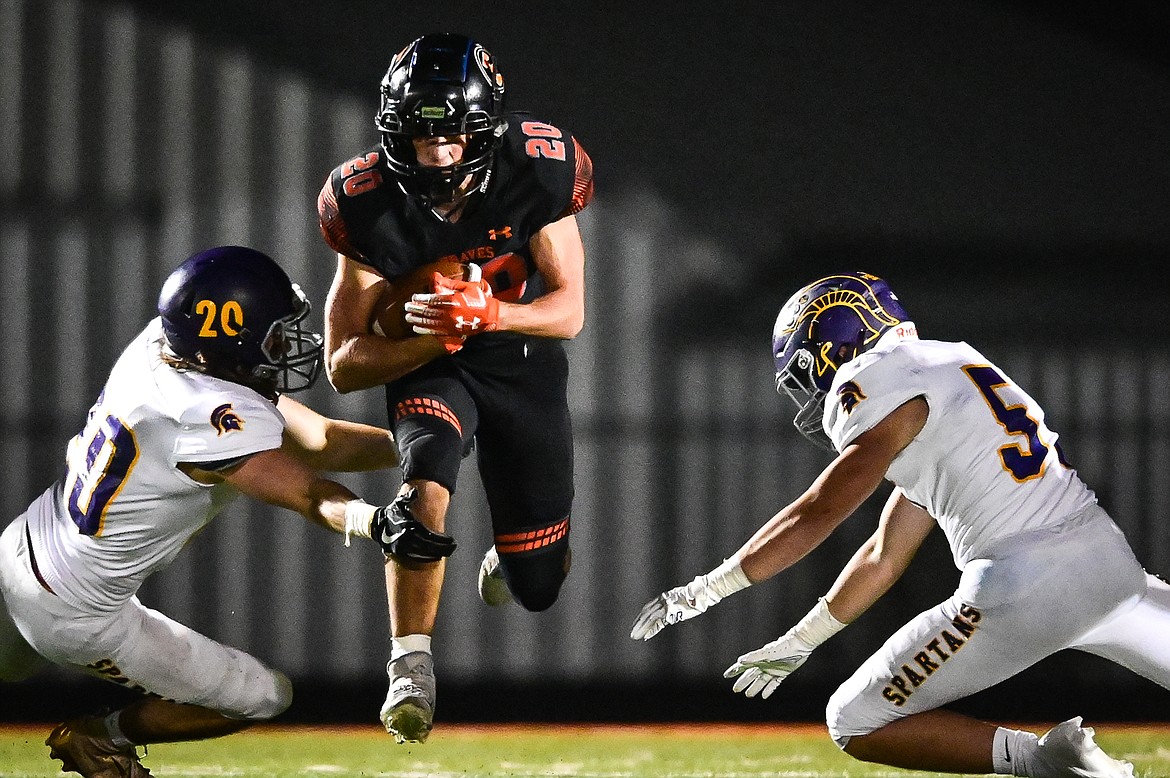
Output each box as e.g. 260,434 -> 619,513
632,272 -> 1164,777
0,246 -> 454,778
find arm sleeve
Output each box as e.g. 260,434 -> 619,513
559,137 -> 595,218
317,168 -> 368,262
172,392 -> 286,466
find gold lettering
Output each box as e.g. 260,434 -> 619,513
196,300 -> 218,337
942,629 -> 966,651
926,638 -> 949,661
951,615 -> 977,638
882,687 -> 907,706
220,300 -> 244,336
914,652 -> 940,675
903,664 -> 926,688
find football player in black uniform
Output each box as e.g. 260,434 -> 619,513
316,33 -> 594,743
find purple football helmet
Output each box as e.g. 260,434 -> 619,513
772,271 -> 912,446
158,246 -> 324,396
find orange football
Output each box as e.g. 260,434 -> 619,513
370,259 -> 471,340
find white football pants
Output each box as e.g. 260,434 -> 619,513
827,504 -> 1170,746
0,518 -> 291,719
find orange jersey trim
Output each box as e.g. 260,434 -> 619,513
394,396 -> 462,436
561,138 -> 594,218
316,177 -> 366,261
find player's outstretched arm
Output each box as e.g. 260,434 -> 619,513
825,487 -> 935,623
631,397 -> 928,643
735,397 -> 929,584
276,395 -> 398,473
207,448 -> 365,535
724,488 -> 934,699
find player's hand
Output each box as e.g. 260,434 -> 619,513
630,576 -> 723,641
371,489 -> 457,563
405,273 -> 499,337
723,633 -> 815,699
435,334 -> 465,355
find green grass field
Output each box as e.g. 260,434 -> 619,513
1,722 -> 1167,777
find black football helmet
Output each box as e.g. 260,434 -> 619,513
772,271 -> 914,447
158,246 -> 324,397
375,33 -> 507,206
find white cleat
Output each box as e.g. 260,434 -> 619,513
380,651 -> 436,744
1031,717 -> 1135,778
477,546 -> 513,607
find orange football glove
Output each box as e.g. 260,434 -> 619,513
436,335 -> 465,354
405,273 -> 500,338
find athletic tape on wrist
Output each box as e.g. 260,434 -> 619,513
704,557 -> 753,600
791,597 -> 848,647
343,500 -> 377,547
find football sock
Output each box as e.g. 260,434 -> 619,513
390,633 -> 432,660
103,710 -> 134,748
992,727 -> 1040,776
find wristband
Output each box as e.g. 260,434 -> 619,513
343,499 -> 377,547
790,597 -> 848,647
703,557 -> 752,600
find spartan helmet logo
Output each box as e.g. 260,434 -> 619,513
210,403 -> 245,435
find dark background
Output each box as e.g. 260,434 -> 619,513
6,0 -> 1169,726
105,0 -> 1170,342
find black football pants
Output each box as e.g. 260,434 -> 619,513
384,335 -> 572,612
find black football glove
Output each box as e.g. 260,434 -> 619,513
372,487 -> 457,563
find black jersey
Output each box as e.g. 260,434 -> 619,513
317,112 -> 593,305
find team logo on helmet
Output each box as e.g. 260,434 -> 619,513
390,42 -> 412,70
474,44 -> 504,92
837,381 -> 867,414
211,403 -> 245,435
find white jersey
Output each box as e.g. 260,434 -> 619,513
23,318 -> 286,612
825,331 -> 1096,569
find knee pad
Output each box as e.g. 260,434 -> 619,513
498,540 -> 570,613
393,396 -> 468,493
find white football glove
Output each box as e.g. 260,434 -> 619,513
630,558 -> 751,641
630,578 -> 722,641
723,632 -> 816,699
723,597 -> 847,699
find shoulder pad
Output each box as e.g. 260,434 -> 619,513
173,386 -> 285,466
499,115 -> 594,223
317,148 -> 393,262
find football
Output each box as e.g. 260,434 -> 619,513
370,259 -> 472,340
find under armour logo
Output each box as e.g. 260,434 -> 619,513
488,226 -> 512,240
456,315 -> 482,330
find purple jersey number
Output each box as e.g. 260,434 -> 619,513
64,414 -> 139,536
963,364 -> 1068,482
